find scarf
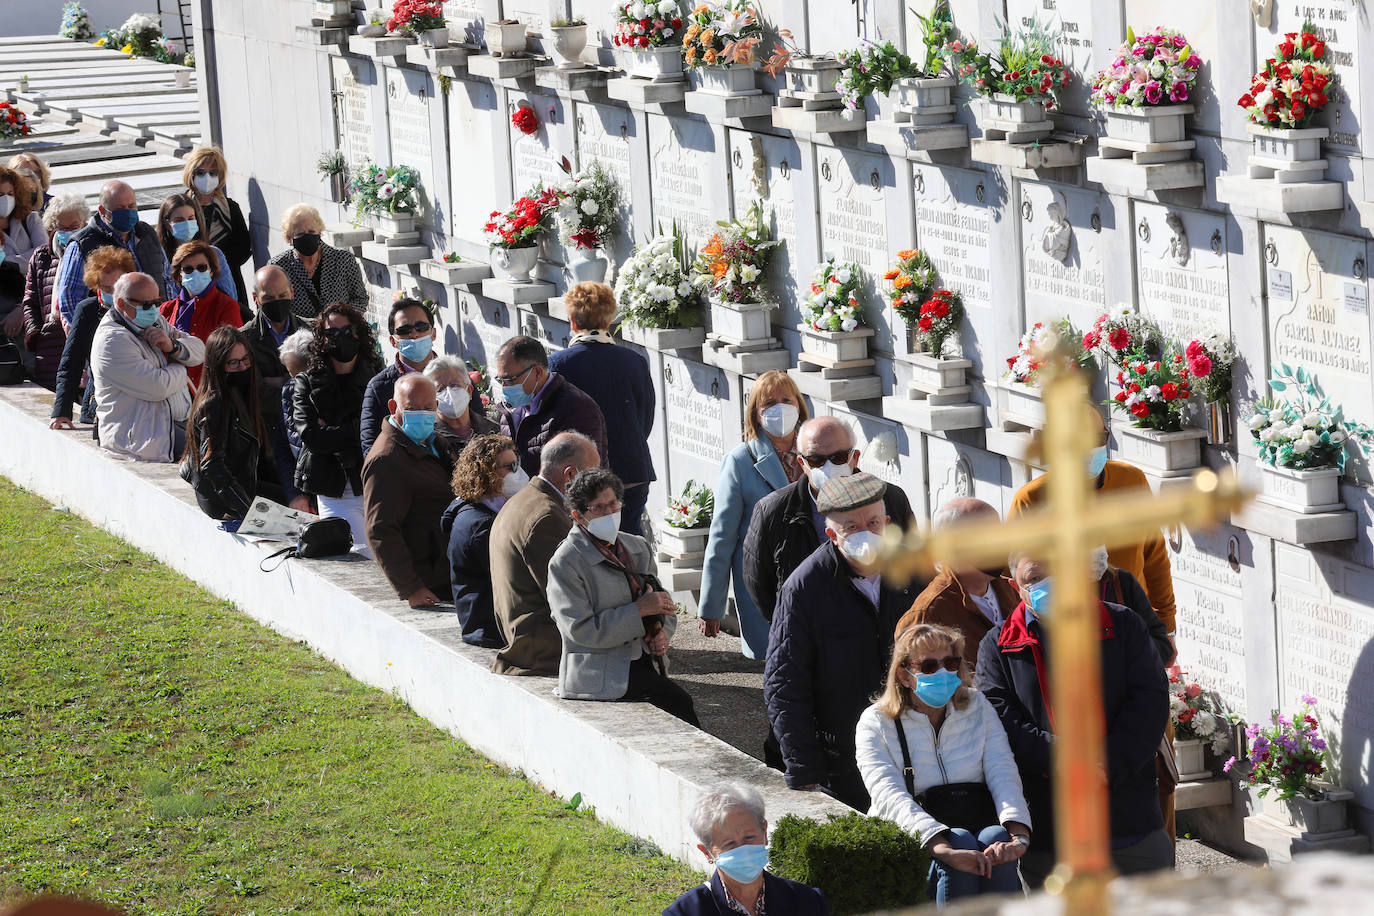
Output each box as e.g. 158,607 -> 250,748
587,529 -> 647,600
201,194 -> 232,247
172,288 -> 196,333
570,329 -> 616,345
996,601 -> 1116,731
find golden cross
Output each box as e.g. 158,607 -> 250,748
880,355 -> 1249,913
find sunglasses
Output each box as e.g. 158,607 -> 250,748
180,264 -> 210,276
906,655 -> 962,675
323,325 -> 357,339
393,321 -> 433,337
802,448 -> 853,467
126,298 -> 160,310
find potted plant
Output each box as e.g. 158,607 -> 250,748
1188,334 -> 1237,445
888,2 -> 962,125
61,2 -> 97,41
798,257 -> 870,362
691,201 -> 780,344
483,186 -> 565,282
1246,365 -> 1374,513
953,14 -> 1071,140
681,0 -> 764,96
658,479 -> 714,557
1225,695 -> 1351,835
834,40 -> 918,113
388,0 -> 448,47
1237,22 -> 1336,171
549,16 -> 589,68
1091,27 -> 1203,146
554,156 -> 622,283
1002,318 -> 1093,428
614,1 -> 686,81
347,160 -> 422,233
1090,310 -> 1207,474
316,149 -> 349,203
614,228 -> 705,350
487,19 -> 528,57
1168,665 -> 1232,778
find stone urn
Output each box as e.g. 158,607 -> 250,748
1103,104 -> 1193,145
1259,789 -> 1355,836
1249,122 -> 1328,165
1173,738 -> 1208,779
619,322 -> 707,351
907,353 -> 971,392
622,45 -> 685,82
377,212 -> 417,236
710,299 -> 775,344
550,23 -> 588,69
565,247 -> 609,284
417,27 -> 450,48
487,20 -> 528,58
1257,464 -> 1344,514
657,522 -> 710,558
799,324 -> 873,362
1112,422 -> 1208,476
987,93 -> 1049,125
1001,380 -> 1046,429
687,63 -> 758,96
892,76 -> 957,126
490,245 -> 539,282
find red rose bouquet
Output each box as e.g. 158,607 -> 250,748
483,185 -> 566,249
1238,21 -> 1336,129
387,0 -> 446,36
511,103 -> 539,136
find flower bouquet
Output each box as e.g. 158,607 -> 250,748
681,0 -> 764,94
316,149 -> 348,202
1225,696 -> 1328,802
802,257 -> 863,333
483,185 -> 565,282
0,102 -> 31,142
349,160 -> 422,233
62,2 -> 96,41
953,15 -> 1069,142
388,0 -> 448,46
884,1 -> 966,123
1168,666 -> 1232,776
466,358 -> 495,414
691,202 -> 780,343
1237,22 -> 1337,174
658,479 -> 714,558
1186,333 -> 1236,444
1091,27 -> 1203,148
884,248 -> 936,325
1247,364 -> 1374,512
616,1 -> 686,81
835,40 -> 918,112
555,158 -> 621,282
1002,317 -> 1093,429
615,228 -> 704,349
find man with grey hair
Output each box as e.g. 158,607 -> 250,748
895,497 -> 1021,646
53,179 -> 167,328
488,430 -> 600,675
89,271 -> 203,461
664,782 -> 829,915
494,334 -> 608,478
279,329 -> 314,459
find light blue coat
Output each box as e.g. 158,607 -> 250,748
699,436 -> 789,659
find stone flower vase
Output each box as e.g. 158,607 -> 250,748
1249,122 -> 1329,165
688,63 -> 758,96
1258,464 -> 1344,514
657,522 -> 709,558
892,76 -> 957,126
487,20 -> 528,57
1112,423 -> 1207,476
550,24 -> 588,69
565,247 -> 609,283
490,245 -> 539,282
1173,738 -> 1207,779
417,26 -> 450,48
1103,104 -> 1193,145
623,46 -> 685,82
799,325 -> 873,362
988,93 -> 1049,124
1001,380 -> 1046,429
710,299 -> 774,343
1260,789 -> 1354,836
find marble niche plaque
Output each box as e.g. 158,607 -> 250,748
1122,0 -> 1225,131
925,434 -> 1003,525
827,404 -> 928,520
661,354 -> 737,491
1004,0 -> 1097,116
444,0 -> 495,46
510,91 -> 574,267
1261,0 -> 1364,151
362,260 -> 394,336
574,102 -> 635,263
729,130 -> 805,315
1134,202 -> 1230,342
913,166 -> 995,371
1168,523 -> 1249,713
384,67 -> 436,206
445,78 -> 502,258
648,114 -> 729,252
1266,226 -> 1374,436
1274,542 -> 1374,810
461,295 -> 514,367
1019,181 -> 1107,331
817,148 -> 893,345
330,55 -> 377,171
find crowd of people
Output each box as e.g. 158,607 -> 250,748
0,146 -> 1186,913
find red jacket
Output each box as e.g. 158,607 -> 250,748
159,285 -> 241,387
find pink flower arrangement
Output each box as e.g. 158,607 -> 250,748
1224,695 -> 1328,801
1091,26 -> 1202,109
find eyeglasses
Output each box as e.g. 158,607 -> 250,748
494,364 -> 535,387
498,460 -> 520,474
180,264 -> 210,276
393,321 -> 433,337
802,448 -> 853,467
226,356 -> 252,371
323,326 -> 357,339
584,498 -> 622,519
192,168 -> 219,177
906,656 -> 962,676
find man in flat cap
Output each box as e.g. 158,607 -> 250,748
763,472 -> 920,810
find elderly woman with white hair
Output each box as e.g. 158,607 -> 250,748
663,782 -> 829,916
278,327 -> 315,460
266,204 -> 366,320
424,353 -> 499,453
12,192 -> 89,389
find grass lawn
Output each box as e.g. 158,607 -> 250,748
0,478 -> 701,915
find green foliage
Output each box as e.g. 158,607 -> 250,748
1247,364 -> 1374,471
836,40 -> 919,110
768,813 -> 928,915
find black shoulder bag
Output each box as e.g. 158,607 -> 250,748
259,516 -> 354,571
893,716 -> 1000,831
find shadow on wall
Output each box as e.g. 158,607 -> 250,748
1341,631 -> 1374,836
246,176 -> 273,269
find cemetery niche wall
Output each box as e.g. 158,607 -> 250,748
201,0 -> 1374,856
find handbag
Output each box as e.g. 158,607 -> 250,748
0,333 -> 25,385
893,716 -> 1000,831
259,516 -> 354,570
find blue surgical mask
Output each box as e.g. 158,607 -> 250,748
502,382 -> 534,409
97,290 -> 114,307
1086,445 -> 1109,479
1025,578 -> 1052,615
170,219 -> 199,242
399,409 -> 437,443
913,668 -> 962,709
712,844 -> 769,884
109,208 -> 140,233
131,305 -> 160,329
181,270 -> 212,297
396,336 -> 433,363
55,229 -> 76,248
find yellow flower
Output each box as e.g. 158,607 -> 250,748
121,44 -> 133,54
94,37 -> 106,46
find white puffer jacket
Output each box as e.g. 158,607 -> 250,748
91,310 -> 204,462
856,689 -> 1031,847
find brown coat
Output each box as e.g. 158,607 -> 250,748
362,421 -> 456,600
895,565 -> 1022,648
489,476 -> 571,675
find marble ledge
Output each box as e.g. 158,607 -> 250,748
618,324 -> 707,354
770,104 -> 865,136
881,395 -> 984,434
347,34 -> 414,61
419,257 -> 491,287
295,25 -> 349,47
1231,500 -> 1357,546
682,90 -> 773,127
322,223 -> 372,250
481,277 -> 556,306
533,65 -> 611,102
1215,174 -> 1345,225
969,133 -> 1087,171
1085,154 -> 1206,197
467,54 -> 542,87
866,119 -> 970,159
788,367 -> 882,404
605,77 -> 686,114
359,240 -> 429,266
404,44 -> 471,73
701,335 -> 791,377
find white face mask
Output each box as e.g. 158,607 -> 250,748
436,384 -> 472,418
500,465 -> 530,498
584,510 -> 622,543
806,458 -> 853,491
837,529 -> 882,565
1088,545 -> 1110,581
193,173 -> 220,195
759,402 -> 799,438
0,195 -> 14,218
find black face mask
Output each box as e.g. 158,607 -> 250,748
261,298 -> 291,324
291,233 -> 322,256
327,334 -> 360,363
226,369 -> 252,389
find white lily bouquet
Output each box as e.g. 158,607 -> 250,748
615,228 -> 702,329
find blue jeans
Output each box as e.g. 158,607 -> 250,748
928,825 -> 1022,905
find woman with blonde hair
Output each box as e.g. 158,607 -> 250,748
8,152 -> 52,211
182,145 -> 252,316
698,369 -> 808,658
267,203 -> 367,319
856,623 -> 1032,905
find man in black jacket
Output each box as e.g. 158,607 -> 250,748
495,335 -> 608,478
976,549 -> 1172,888
763,473 -> 919,811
